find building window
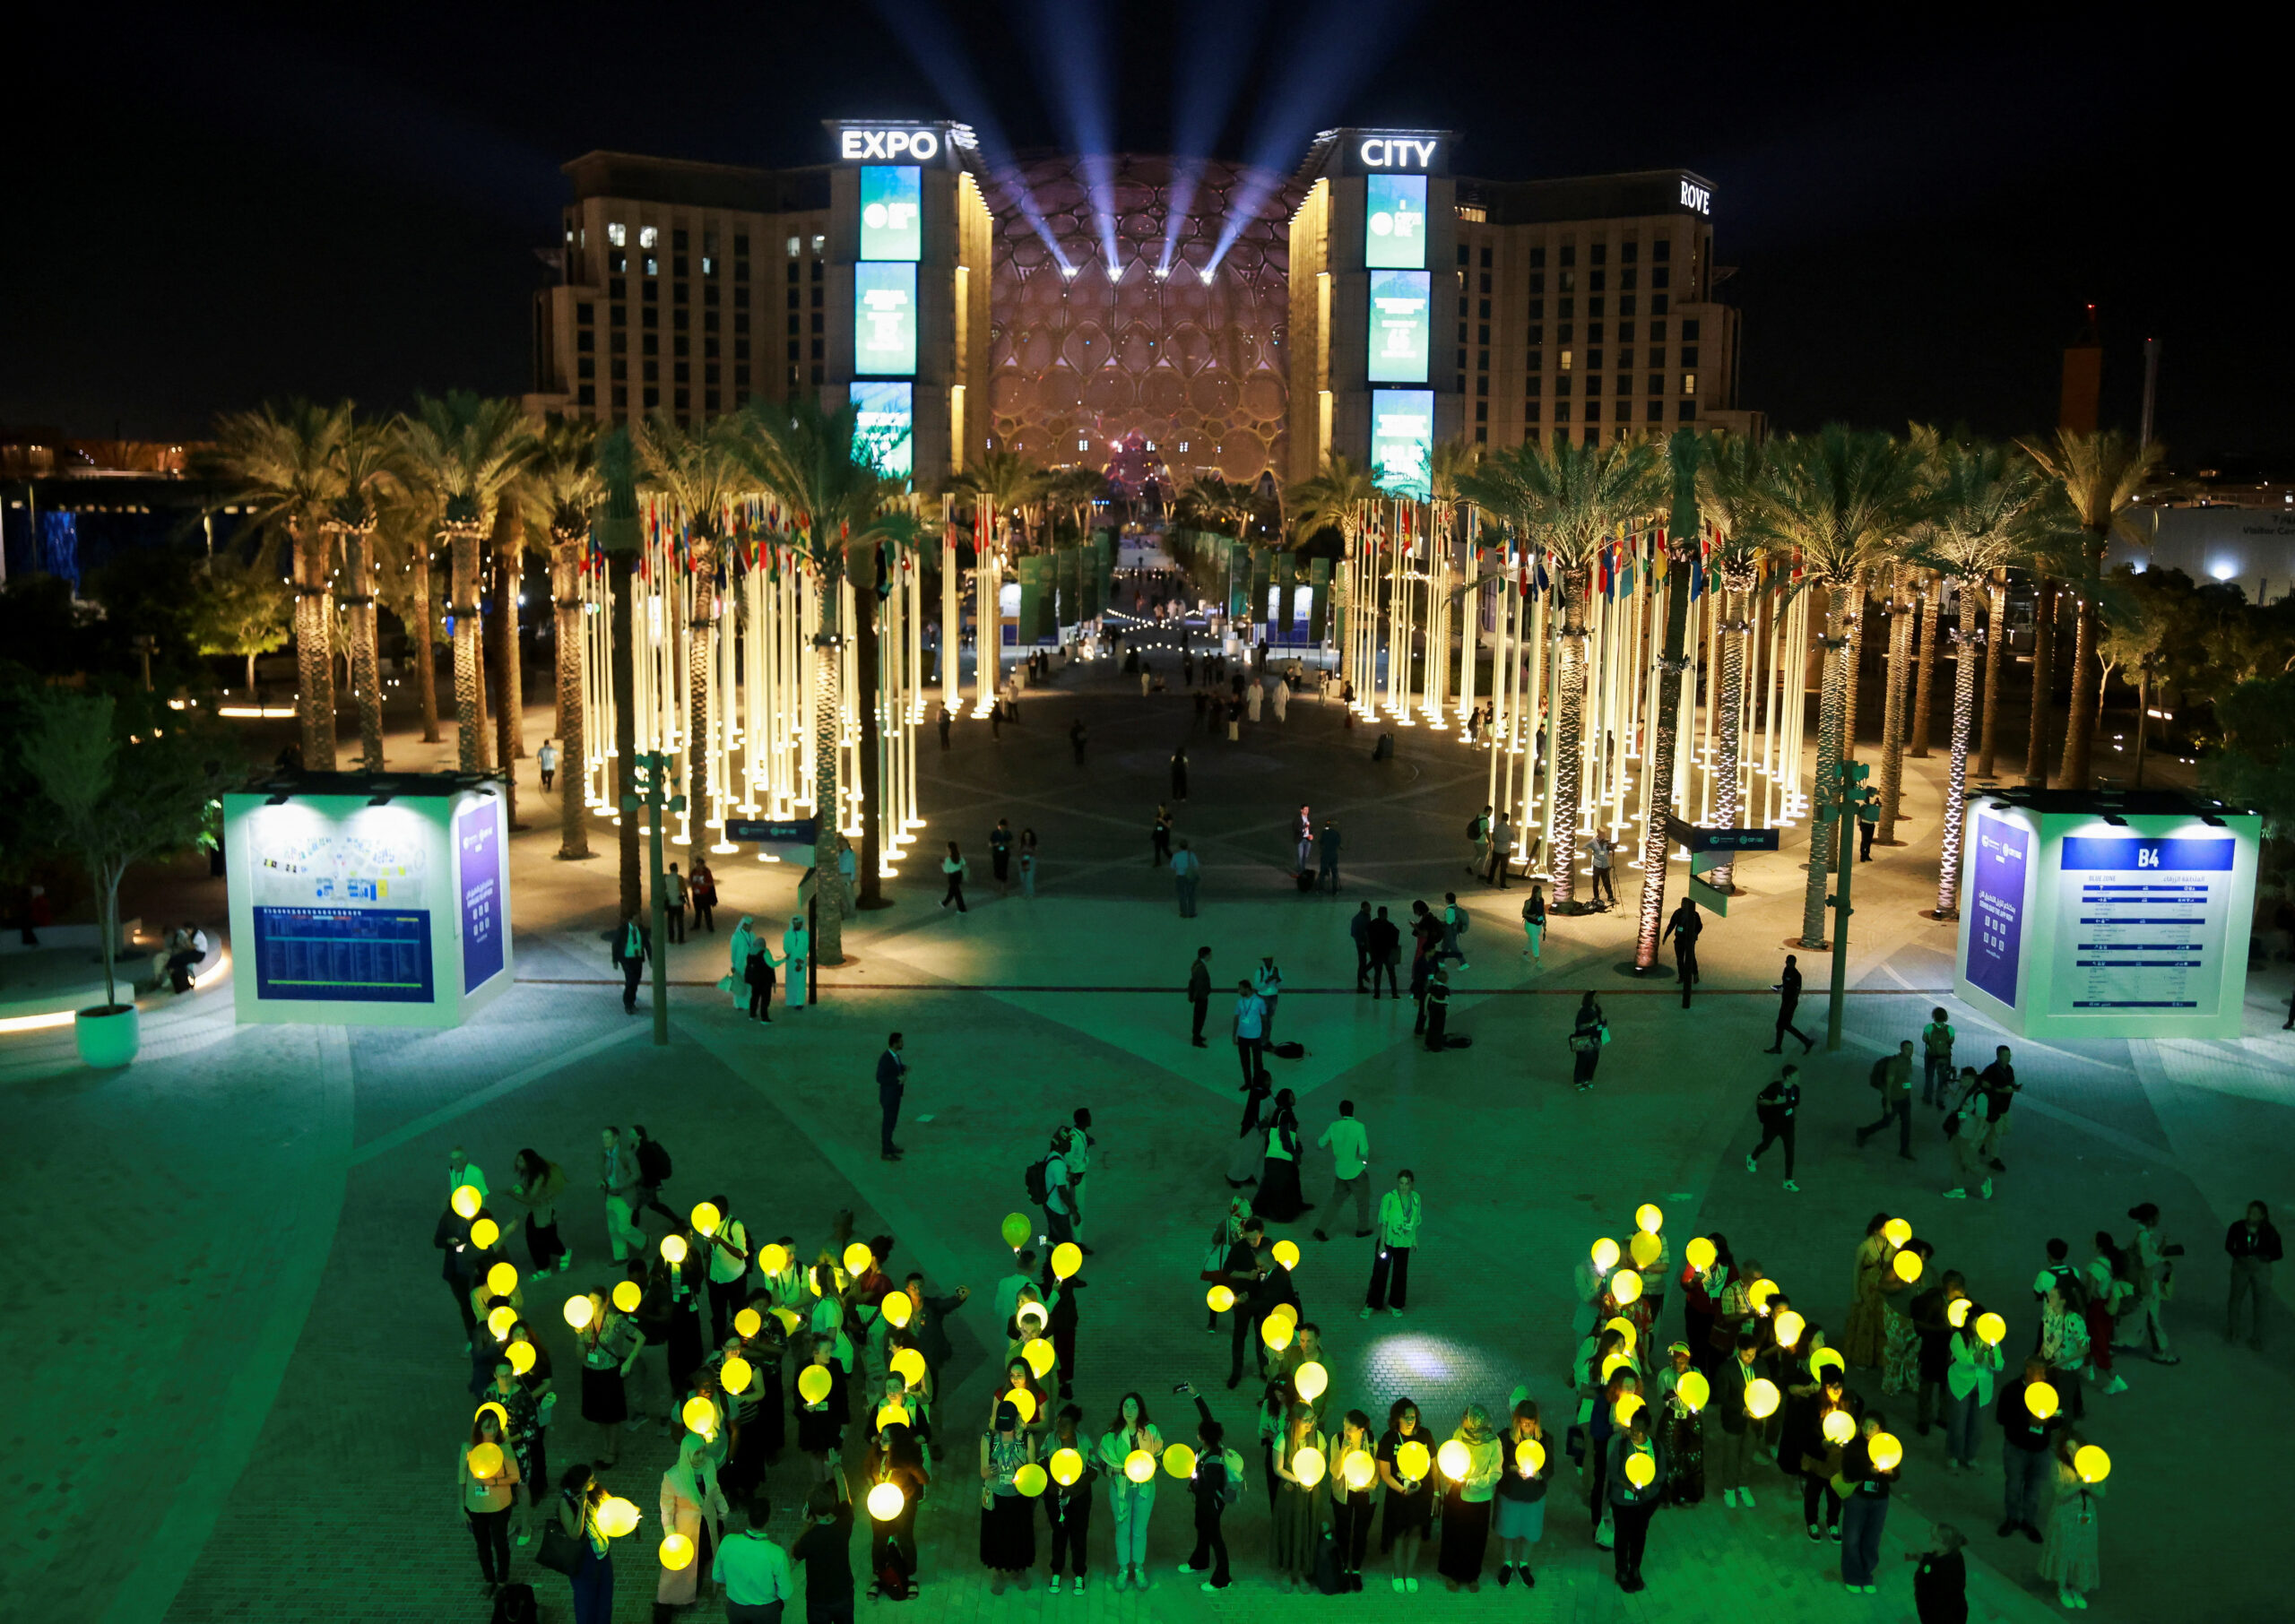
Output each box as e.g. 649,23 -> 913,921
705,284 -> 720,307
643,360 -> 658,381
1618,322 -> 1635,342
1560,246 -> 1576,267
576,302 -> 594,324
734,340 -> 749,361
1559,270 -> 1576,293
576,330 -> 594,352
1590,244 -> 1606,266
1620,268 -> 1638,290
1528,324 -> 1543,347
578,384 -> 595,406
1651,294 -> 1669,315
1529,246 -> 1546,268
1477,375 -> 1490,396
576,357 -> 594,379
810,339 -> 824,359
1555,402 -> 1572,423
810,313 -> 824,334
1525,373 -> 1541,395
1653,239 -> 1671,262
1558,324 -> 1574,344
787,340 -> 799,361
611,332 -> 627,354
1588,349 -> 1604,371
1616,375 -> 1632,395
788,314 -> 801,337
609,250 -> 627,274
705,337 -> 721,359
1459,322 -> 1468,343
1682,316 -> 1702,341
1555,376 -> 1572,397
644,255 -> 659,277
673,255 -> 689,278
705,391 -> 720,412
786,235 -> 801,257
1582,426 -> 1599,445
1559,298 -> 1574,319
638,226 -> 658,249
810,283 -> 823,305
1586,399 -> 1601,423
1457,349 -> 1468,374
674,362 -> 690,384
1681,373 -> 1698,395
644,385 -> 660,408
1648,373 -> 1664,395
643,334 -> 659,357
705,361 -> 720,384
1475,401 -> 1488,421
1622,242 -> 1639,263
1615,347 -> 1632,369
810,263 -> 824,286
1678,400 -> 1697,420
734,366 -> 749,390
1649,320 -> 1667,341
1652,266 -> 1671,289
1479,246 -> 1493,268
1477,325 -> 1490,347
1529,273 -> 1545,296
608,222 -> 628,247
1589,270 -> 1606,292
1477,298 -> 1491,319
1646,401 -> 1664,423
704,311 -> 720,333
1479,272 -> 1492,293
1682,346 -> 1700,367
733,314 -> 749,335
611,384 -> 626,406
1475,427 -> 1488,444
674,281 -> 689,305
1525,401 -> 1541,423
674,335 -> 689,357
642,281 -> 658,304
1559,350 -> 1573,371
1589,297 -> 1605,319
810,234 -> 826,254
1528,302 -> 1543,324
674,389 -> 688,412
1457,244 -> 1469,266
810,363 -> 824,384
1620,295 -> 1637,316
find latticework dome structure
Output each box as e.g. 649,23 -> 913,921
986,154 -> 1301,487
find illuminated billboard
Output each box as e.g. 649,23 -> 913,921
853,381 -> 914,479
1367,269 -> 1430,384
1364,174 -> 1427,270
859,165 -> 922,262
854,262 -> 918,376
1371,389 -> 1433,499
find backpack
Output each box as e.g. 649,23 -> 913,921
1218,1447 -> 1249,1507
1868,1057 -> 1891,1092
1024,1153 -> 1056,1206
1923,1024 -> 1953,1058
637,1139 -> 672,1184
1465,816 -> 1482,839
1454,911 -> 1469,935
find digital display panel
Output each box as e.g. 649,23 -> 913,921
2050,834 -> 2238,1012
859,165 -> 922,261
253,906 -> 434,1002
457,801 -> 504,995
1364,174 -> 1427,269
1370,389 -> 1433,499
852,381 -> 914,479
1366,269 -> 1430,383
1966,814 -> 2028,1008
854,262 -> 918,376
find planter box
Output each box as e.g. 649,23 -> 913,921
74,1004 -> 140,1067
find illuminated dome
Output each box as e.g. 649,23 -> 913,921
987,154 -> 1299,486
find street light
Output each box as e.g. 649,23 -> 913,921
1809,756 -> 1879,1050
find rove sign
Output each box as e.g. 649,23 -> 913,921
1360,136 -> 1439,170
1679,178 -> 1712,214
842,127 -> 940,161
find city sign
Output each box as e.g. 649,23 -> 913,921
842,127 -> 940,161
1360,137 -> 1439,170
1366,269 -> 1430,384
1370,389 -> 1433,500
1364,174 -> 1427,270
1679,178 -> 1712,214
854,262 -> 918,376
859,165 -> 922,261
726,818 -> 819,843
1663,815 -> 1779,854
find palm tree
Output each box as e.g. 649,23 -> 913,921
2021,429 -> 2163,790
395,393 -> 536,773
524,417 -> 603,861
637,413 -> 752,849
1762,428 -> 1930,946
1693,430 -> 1778,888
1904,436 -> 2046,917
213,399 -> 348,768
1631,429 -> 1708,968
370,502 -> 442,744
948,450 -> 1046,699
1458,436 -> 1664,911
1287,454 -> 1381,695
736,398 -> 919,955
327,419 -> 400,771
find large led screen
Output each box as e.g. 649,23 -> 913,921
853,381 -> 914,479
1364,174 -> 1427,269
859,165 -> 922,262
1371,389 -> 1433,499
854,262 -> 918,376
1367,269 -> 1431,384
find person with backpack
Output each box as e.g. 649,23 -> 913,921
1746,1066 -> 1802,1192
1439,893 -> 1470,972
1919,1008 -> 1955,1107
629,1125 -> 677,1227
1174,1381 -> 1239,1591
1855,1041 -> 1918,1159
1467,806 -> 1493,875
1569,992 -> 1606,1092
1942,1068 -> 1992,1201
1032,1131 -> 1078,1249
699,1194 -> 752,1344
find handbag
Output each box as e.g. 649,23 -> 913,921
716,974 -> 735,993
536,1516 -> 585,1576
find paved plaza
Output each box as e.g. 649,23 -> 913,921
7,661 -> 2291,1624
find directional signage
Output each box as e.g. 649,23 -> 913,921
1664,815 -> 1780,855
727,818 -> 818,844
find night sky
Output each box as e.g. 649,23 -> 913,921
8,2 -> 2283,463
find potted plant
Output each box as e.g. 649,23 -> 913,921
15,689 -> 235,1067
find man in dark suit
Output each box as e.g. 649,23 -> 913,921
604,915 -> 651,1013
877,1032 -> 909,1162
1188,946 -> 1213,1047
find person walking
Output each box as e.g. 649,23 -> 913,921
2226,1200 -> 2282,1350
1467,805 -> 1493,876
459,1408 -> 523,1597
1996,1357 -> 2061,1541
599,1127 -> 649,1265
1150,807 -> 1173,867
689,859 -> 717,934
1317,820 -> 1341,894
664,862 -> 688,944
727,916 -> 758,1008
1605,1412 -> 1664,1593
629,1126 -> 677,1227
1252,955 -> 1285,1042
1438,893 -> 1470,971
1348,902 -> 1373,990
1942,1067 -> 1993,1200
877,1034 -> 908,1163
1487,813 -> 1515,888
507,1148 -> 571,1281
1660,898 -> 1702,1008
1098,1393 -> 1164,1593
609,914 -> 651,1014
1766,954 -> 1814,1053
2038,1430 -> 2105,1611
1312,1101 -> 1373,1242
1569,991 -> 1606,1092
1520,885 -> 1546,963
1187,946 -> 1213,1047
1976,1046 -> 2020,1171
1855,1041 -> 1917,1159
1588,832 -> 1617,907
536,737 -> 559,790
1171,746 -> 1189,801
1364,1170 -> 1420,1317
699,1194 -> 752,1344
1366,906 -> 1401,999
1171,838 -> 1201,917
1747,1066 -> 1802,1192
2126,1203 -> 2181,1364
1919,1006 -> 1956,1106
1232,980 -> 1269,1090
939,842 -> 969,912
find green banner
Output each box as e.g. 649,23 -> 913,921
1018,553 -> 1051,643
1310,556 -> 1331,643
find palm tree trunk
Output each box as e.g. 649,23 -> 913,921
813,557 -> 848,966
1876,579 -> 1912,842
1547,564 -> 1589,911
1839,571 -> 1866,764
553,531 -> 590,860
688,538 -> 719,847
291,523 -> 338,769
413,547 -> 441,744
1910,571 -> 1941,757
611,549 -> 641,919
499,521 -> 527,762
1801,583 -> 1846,948
345,528 -> 385,771
1632,558 -> 1697,972
2133,672 -> 2149,789
491,544 -> 521,829
1707,571 -> 1755,890
448,520 -> 485,772
1934,580 -> 1981,918
2057,562 -> 2100,789
2022,577 -> 2055,788
1976,575 -> 2005,778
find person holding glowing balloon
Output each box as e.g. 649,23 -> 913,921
1836,1412 -> 1902,1592
2040,1432 -> 2107,1610
977,1399 -> 1040,1593
1433,1405 -> 1503,1591
1375,1395 -> 1435,1592
656,1430 -> 729,1615
1492,1398 -> 1552,1588
1269,1399 -> 1329,1589
553,1467 -> 622,1624
1096,1391 -> 1164,1592
459,1406 -> 523,1596
1326,1409 -> 1379,1591
1603,1410 -> 1665,1592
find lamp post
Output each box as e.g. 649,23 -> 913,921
1810,756 -> 1880,1050
625,750 -> 683,1048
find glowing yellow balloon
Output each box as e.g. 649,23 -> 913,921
1676,1371 -> 1710,1412
1260,1314 -> 1295,1350
661,1234 -> 688,1266
682,1396 -> 718,1435
452,1184 -> 482,1220
564,1295 -> 595,1332
467,1442 -> 504,1480
1000,1213 -> 1033,1248
1294,1361 -> 1329,1402
1612,1394 -> 1645,1430
1635,1203 -> 1664,1235
1342,1448 -> 1378,1490
2023,1380 -> 2059,1421
1397,1439 -> 1431,1481
889,1348 -> 927,1388
1295,1446 -> 1328,1489
1267,1300 -> 1299,1325
1125,1449 -> 1156,1483
772,1307 -> 802,1335
1050,1447 -> 1084,1486
798,1365 -> 833,1405
1003,1387 -> 1038,1425
1822,1410 -> 1856,1447
659,1533 -> 695,1570
1773,1310 -> 1806,1351
1514,1438 -> 1547,1476
486,1305 -> 517,1342
1746,1278 -> 1780,1312
1868,1432 -> 1904,1473
1975,1312 -> 2006,1346
2074,1444 -> 2110,1484
875,1402 -> 911,1433
1745,1378 -> 1780,1420
1811,1347 -> 1846,1378
759,1245 -> 791,1276
1611,1270 -> 1643,1306
721,1356 -> 752,1395
1590,1237 -> 1622,1273
1016,1300 -> 1050,1333
690,1203 -> 722,1237
1022,1338 -> 1057,1379
475,1401 -> 509,1431
1892,1249 -> 1924,1284
1271,1239 -> 1301,1271
880,1291 -> 914,1329
1606,1315 -> 1640,1348
1437,1438 -> 1471,1480
507,1341 -> 537,1376
1684,1236 -> 1718,1273
1882,1217 -> 1912,1248
1947,1298 -> 1972,1329
596,1496 -> 642,1538
1629,1232 -> 1662,1270
867,1481 -> 905,1521
1163,1443 -> 1196,1479
844,1241 -> 874,1277
1051,1242 -> 1082,1280
734,1308 -> 762,1339
612,1280 -> 643,1314
470,1218 -> 501,1250
1624,1451 -> 1656,1489
1206,1284 -> 1236,1313
1600,1352 -> 1635,1386
485,1261 -> 518,1300
1014,1462 -> 1049,1498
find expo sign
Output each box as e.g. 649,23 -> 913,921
1359,137 -> 1438,170
842,127 -> 940,161
1679,179 -> 1711,214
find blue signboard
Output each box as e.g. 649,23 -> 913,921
253,907 -> 434,1002
2058,837 -> 2235,872
457,802 -> 504,994
1966,814 -> 2028,1007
